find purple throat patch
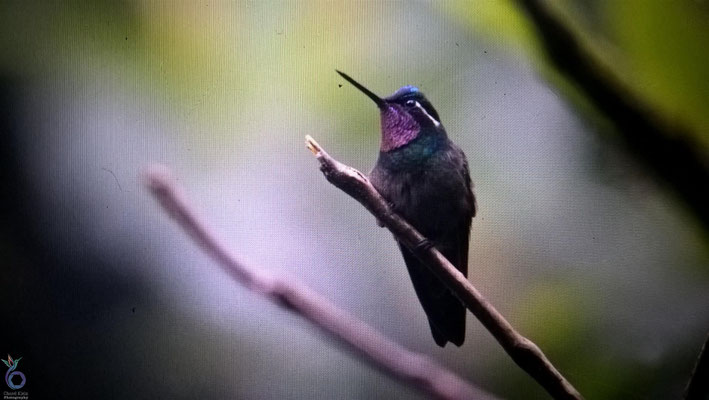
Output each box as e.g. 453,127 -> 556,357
379,104 -> 420,152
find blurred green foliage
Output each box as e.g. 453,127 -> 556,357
450,0 -> 709,147
608,0 -> 709,145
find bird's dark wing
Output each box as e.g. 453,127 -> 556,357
399,243 -> 466,346
408,146 -> 473,347
460,149 -> 476,219
370,146 -> 475,347
457,149 -> 476,279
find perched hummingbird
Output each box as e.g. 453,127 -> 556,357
337,70 -> 476,347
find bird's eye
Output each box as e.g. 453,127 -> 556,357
405,99 -> 416,107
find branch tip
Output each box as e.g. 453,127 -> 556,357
305,135 -> 321,156
142,164 -> 174,195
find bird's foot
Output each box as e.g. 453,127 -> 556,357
376,201 -> 397,228
413,238 -> 434,253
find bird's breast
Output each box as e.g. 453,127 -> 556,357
371,146 -> 470,239
377,134 -> 440,172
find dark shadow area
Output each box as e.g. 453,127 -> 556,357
1,77 -> 156,399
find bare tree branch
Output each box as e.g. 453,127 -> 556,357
514,0 -> 709,232
305,136 -> 582,400
144,165 -> 496,400
685,332 -> 709,400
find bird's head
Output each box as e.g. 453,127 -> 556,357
337,70 -> 442,152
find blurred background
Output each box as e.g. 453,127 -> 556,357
1,1 -> 708,399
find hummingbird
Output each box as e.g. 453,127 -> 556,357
336,70 -> 476,347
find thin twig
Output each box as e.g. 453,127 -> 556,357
514,0 -> 709,232
144,164 -> 496,400
306,135 -> 582,400
685,332 -> 709,400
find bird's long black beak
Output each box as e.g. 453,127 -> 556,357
336,70 -> 386,109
